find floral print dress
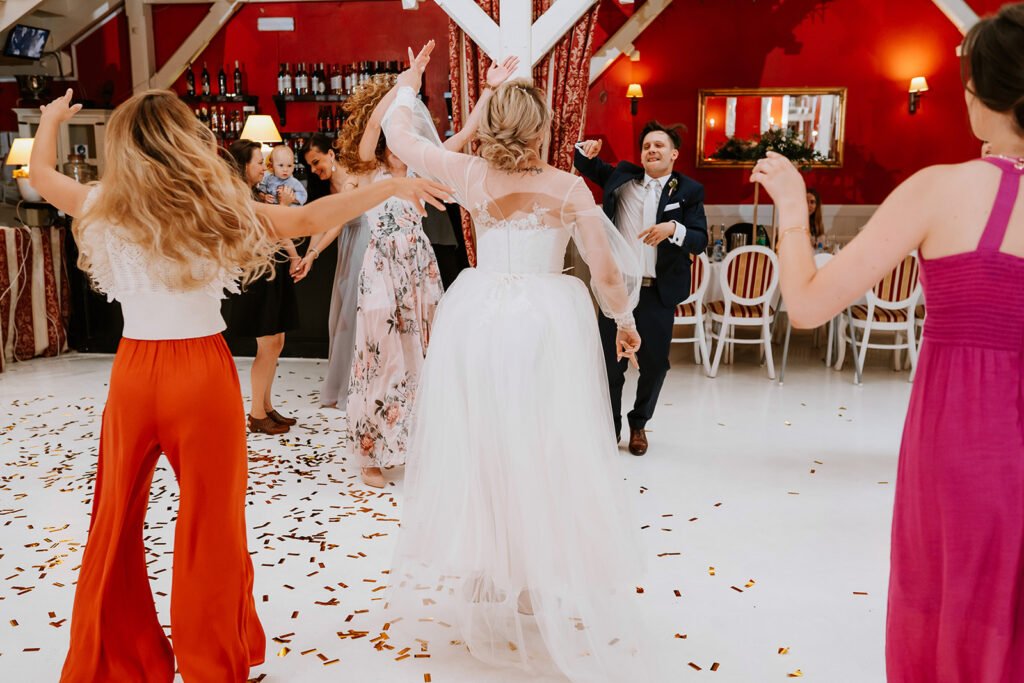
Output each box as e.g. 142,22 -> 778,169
346,171 -> 444,469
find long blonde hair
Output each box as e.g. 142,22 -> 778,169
75,90 -> 276,290
335,74 -> 397,175
478,80 -> 551,172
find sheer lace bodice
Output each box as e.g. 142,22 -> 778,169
382,87 -> 640,328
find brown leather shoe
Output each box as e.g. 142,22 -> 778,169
248,414 -> 289,435
266,409 -> 297,426
628,427 -> 648,456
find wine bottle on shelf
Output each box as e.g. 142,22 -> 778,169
317,106 -> 325,133
201,62 -> 211,96
218,65 -> 227,96
219,107 -> 227,134
233,60 -> 243,96
210,106 -> 219,134
186,63 -> 196,97
330,63 -> 342,95
334,105 -> 344,129
200,106 -> 209,127
310,64 -> 321,96
277,63 -> 286,95
299,63 -> 310,95
317,63 -> 326,94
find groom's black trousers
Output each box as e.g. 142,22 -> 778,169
598,285 -> 674,438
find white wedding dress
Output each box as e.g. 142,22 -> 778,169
379,87 -> 667,682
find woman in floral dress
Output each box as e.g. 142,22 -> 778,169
338,56 -> 519,487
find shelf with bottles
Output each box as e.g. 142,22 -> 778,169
192,104 -> 249,143
273,60 -> 403,126
184,59 -> 253,103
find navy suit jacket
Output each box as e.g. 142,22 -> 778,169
573,149 -> 709,308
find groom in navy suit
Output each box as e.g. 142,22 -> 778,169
574,122 -> 708,455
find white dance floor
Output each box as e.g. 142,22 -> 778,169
0,340 -> 908,682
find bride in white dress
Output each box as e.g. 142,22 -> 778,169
379,43 -> 666,682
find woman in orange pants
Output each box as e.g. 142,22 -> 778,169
30,89 -> 452,682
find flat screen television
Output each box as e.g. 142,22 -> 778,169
4,25 -> 50,60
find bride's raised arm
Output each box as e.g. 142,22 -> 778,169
562,178 -> 642,330
380,41 -> 478,205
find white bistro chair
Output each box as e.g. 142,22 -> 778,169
671,252 -> 712,375
707,246 -> 780,379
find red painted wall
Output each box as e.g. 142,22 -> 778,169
151,1 -> 452,136
0,10 -> 130,130
585,0 -> 1007,205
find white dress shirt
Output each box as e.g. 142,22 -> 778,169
613,173 -> 688,278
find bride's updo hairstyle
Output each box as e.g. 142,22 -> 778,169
961,2 -> 1024,132
478,79 -> 551,172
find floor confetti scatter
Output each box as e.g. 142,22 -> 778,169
1,348 -> 908,682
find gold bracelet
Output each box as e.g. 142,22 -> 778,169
779,226 -> 809,244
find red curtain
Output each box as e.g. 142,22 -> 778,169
447,1 -> 601,265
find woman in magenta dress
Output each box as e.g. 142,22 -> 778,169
753,5 -> 1024,681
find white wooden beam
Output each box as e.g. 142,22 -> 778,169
46,1 -> 125,50
125,0 -> 155,92
434,0 -> 501,61
149,0 -> 242,91
930,0 -> 979,35
531,0 -> 597,68
0,0 -> 48,34
589,0 -> 673,84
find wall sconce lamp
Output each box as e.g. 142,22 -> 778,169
908,77 -> 929,115
627,83 -> 643,116
708,117 -> 716,129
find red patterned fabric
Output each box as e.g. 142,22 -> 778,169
447,1 -> 600,265
874,254 -> 920,303
0,226 -> 70,372
850,304 -> 910,324
689,256 -> 705,296
707,300 -> 775,319
726,251 -> 775,300
674,301 -> 706,318
12,229 -> 33,360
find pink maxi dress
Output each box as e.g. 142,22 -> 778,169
887,156 -> 1024,682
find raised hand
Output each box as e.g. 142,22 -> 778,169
577,139 -> 602,159
391,176 -> 453,216
397,40 -> 435,91
750,151 -> 807,209
39,88 -> 83,124
486,55 -> 521,88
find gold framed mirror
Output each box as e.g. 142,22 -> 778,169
697,87 -> 847,168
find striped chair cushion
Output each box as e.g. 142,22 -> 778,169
849,305 -> 909,323
707,301 -> 775,318
689,255 -> 705,295
674,302 -> 707,317
874,255 -> 920,303
726,251 -> 775,300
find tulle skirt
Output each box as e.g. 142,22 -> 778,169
384,268 -> 666,682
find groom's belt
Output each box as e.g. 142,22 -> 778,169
641,277 -> 656,287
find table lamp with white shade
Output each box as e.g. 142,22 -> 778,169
238,115 -> 282,155
6,137 -> 43,202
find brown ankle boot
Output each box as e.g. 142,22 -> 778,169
266,409 -> 297,426
248,414 -> 289,435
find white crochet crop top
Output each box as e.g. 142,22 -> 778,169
78,186 -> 239,340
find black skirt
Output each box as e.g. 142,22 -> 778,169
226,259 -> 300,338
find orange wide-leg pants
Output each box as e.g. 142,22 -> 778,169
60,335 -> 266,683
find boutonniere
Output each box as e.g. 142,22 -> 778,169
667,177 -> 679,194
